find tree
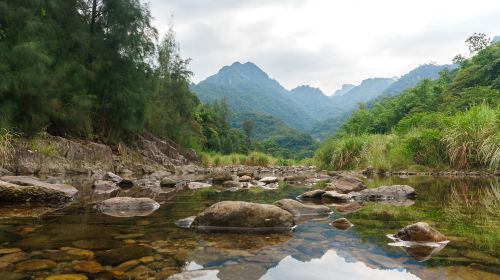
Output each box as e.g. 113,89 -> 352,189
452,54 -> 465,64
466,33 -> 490,54
241,120 -> 255,145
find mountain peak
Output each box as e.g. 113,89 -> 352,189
207,61 -> 270,85
291,85 -> 326,97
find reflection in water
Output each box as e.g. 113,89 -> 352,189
0,176 -> 498,279
262,250 -> 420,280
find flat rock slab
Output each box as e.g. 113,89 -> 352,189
322,191 -> 350,202
191,201 -> 294,233
298,189 -> 325,199
349,185 -> 416,201
0,176 -> 78,203
97,197 -> 160,217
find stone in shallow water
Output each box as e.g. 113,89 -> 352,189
175,216 -> 196,229
187,182 -> 212,190
73,260 -> 103,274
45,274 -> 88,280
97,197 -> 160,217
260,176 -> 279,183
191,201 -> 294,233
95,245 -> 153,266
0,248 -> 22,255
92,180 -> 119,194
331,218 -> 353,230
349,185 -> 416,201
0,252 -> 29,264
60,247 -> 95,259
15,259 -> 57,272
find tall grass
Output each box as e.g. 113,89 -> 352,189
0,128 -> 17,168
199,151 -> 296,167
443,105 -> 499,170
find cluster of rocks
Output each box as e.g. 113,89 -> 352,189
0,236 -> 189,279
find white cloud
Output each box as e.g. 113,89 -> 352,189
148,0 -> 500,94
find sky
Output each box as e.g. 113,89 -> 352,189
148,0 -> 500,95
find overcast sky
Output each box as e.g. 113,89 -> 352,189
148,0 -> 500,94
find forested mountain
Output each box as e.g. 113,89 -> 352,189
381,64 -> 456,97
317,40 -> 500,171
191,62 -> 316,130
289,86 -> 340,121
331,84 -> 356,97
329,77 -> 397,114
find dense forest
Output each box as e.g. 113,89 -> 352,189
0,0 -> 254,156
316,38 -> 500,171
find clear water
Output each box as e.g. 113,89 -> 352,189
0,176 -> 498,279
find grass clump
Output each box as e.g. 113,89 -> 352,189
0,128 -> 17,168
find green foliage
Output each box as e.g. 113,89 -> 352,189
200,151 -> 295,167
317,41 -> 500,171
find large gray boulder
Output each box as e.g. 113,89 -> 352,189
395,222 -> 447,242
349,185 -> 415,201
191,201 -> 294,233
97,197 -> 160,217
273,199 -> 331,217
327,175 -> 367,194
0,176 -> 78,202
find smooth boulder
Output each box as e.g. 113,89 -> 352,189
97,197 -> 160,217
395,222 -> 447,242
273,199 -> 331,217
260,177 -> 279,184
191,201 -> 294,233
0,176 -> 78,202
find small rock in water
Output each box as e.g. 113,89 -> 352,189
395,222 -> 447,242
331,218 -> 353,230
15,259 -> 57,272
0,248 -> 22,255
97,197 -> 160,217
73,260 -> 103,274
175,216 -> 196,229
327,175 -> 367,194
105,172 -> 122,183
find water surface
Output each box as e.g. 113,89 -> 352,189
0,176 -> 498,279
